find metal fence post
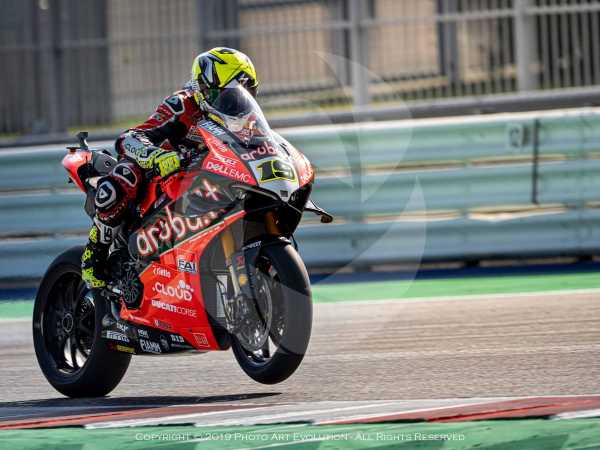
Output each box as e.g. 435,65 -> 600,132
37,0 -> 65,133
199,0 -> 239,51
196,0 -> 208,52
437,0 -> 460,92
327,0 -> 350,87
348,0 -> 370,108
37,1 -> 59,133
514,0 -> 539,92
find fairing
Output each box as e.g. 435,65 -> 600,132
122,209 -> 245,352
62,150 -> 92,192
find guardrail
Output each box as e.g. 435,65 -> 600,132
1,107 -> 600,279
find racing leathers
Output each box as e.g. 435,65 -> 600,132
81,89 -> 207,288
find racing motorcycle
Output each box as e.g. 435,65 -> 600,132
32,86 -> 332,398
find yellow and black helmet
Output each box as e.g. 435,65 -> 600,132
190,47 -> 259,106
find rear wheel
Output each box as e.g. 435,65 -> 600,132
33,246 -> 131,398
232,243 -> 312,384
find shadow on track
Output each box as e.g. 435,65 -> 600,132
0,392 -> 281,422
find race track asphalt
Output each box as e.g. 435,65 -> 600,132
1,291 -> 599,408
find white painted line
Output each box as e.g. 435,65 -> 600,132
553,408 -> 600,420
85,406 -> 270,429
198,402 -> 402,427
315,400 -> 505,425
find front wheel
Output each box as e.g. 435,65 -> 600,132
232,243 -> 312,384
33,246 -> 131,398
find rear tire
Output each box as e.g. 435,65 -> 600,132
232,243 -> 312,384
33,246 -> 131,398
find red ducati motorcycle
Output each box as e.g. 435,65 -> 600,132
32,87 -> 332,398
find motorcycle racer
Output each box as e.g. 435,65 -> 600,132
81,47 -> 259,289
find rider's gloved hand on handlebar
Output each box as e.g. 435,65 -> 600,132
153,150 -> 181,178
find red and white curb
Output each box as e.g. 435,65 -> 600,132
1,395 -> 600,430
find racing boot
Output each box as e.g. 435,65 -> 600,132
81,224 -> 110,289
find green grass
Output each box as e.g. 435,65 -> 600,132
312,271 -> 600,303
3,271 -> 600,319
0,419 -> 599,450
0,300 -> 33,319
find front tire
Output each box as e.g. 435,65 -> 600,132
33,246 -> 131,398
232,243 -> 312,384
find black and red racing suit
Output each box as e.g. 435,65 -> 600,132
82,89 -> 208,287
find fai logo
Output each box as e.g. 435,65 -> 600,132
177,250 -> 197,274
177,258 -> 197,274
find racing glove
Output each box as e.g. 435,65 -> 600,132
153,151 -> 181,178
120,138 -> 180,178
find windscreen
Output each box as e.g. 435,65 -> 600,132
206,86 -> 270,145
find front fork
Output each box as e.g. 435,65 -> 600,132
219,212 -> 281,330
220,211 -> 280,298
221,227 -> 243,299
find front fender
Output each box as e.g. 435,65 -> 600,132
238,236 -> 292,300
